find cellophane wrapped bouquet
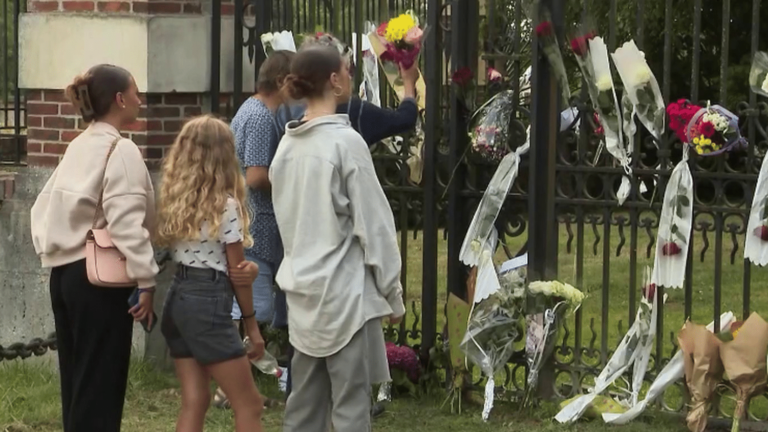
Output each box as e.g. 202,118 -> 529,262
555,268 -> 658,424
611,41 -> 665,143
468,90 -> 515,163
523,280 -> 585,408
667,99 -> 747,156
749,51 -> 768,98
460,267 -> 526,421
375,10 -> 427,69
533,15 -> 571,107
260,31 -> 297,55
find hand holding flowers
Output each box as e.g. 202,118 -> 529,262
376,11 -> 427,70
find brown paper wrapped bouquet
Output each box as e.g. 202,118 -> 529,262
720,313 -> 768,432
678,321 -> 724,432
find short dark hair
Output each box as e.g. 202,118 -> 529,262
65,64 -> 132,123
284,46 -> 343,100
256,51 -> 295,94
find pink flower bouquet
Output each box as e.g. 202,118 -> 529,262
375,10 -> 427,69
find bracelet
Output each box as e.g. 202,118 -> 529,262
138,287 -> 156,294
241,311 -> 256,320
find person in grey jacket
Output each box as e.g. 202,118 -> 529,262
270,45 -> 406,432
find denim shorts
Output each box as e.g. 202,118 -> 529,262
161,265 -> 245,366
231,255 -> 276,322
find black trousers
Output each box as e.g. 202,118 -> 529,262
50,259 -> 134,432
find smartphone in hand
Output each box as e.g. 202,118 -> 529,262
128,289 -> 157,333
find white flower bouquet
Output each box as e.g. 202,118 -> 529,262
555,268 -> 659,424
260,31 -> 297,55
749,51 -> 768,98
745,151 -> 768,266
611,40 -> 665,144
523,280 -> 584,408
459,124 -> 530,267
460,267 -> 526,421
652,149 -> 693,289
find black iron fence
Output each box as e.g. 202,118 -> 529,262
0,0 -> 25,165
240,0 -> 768,415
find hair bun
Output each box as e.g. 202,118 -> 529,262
285,74 -> 316,100
65,74 -> 96,122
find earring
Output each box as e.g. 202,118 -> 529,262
121,105 -> 126,109
333,85 -> 343,97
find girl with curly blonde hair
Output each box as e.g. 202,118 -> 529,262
156,115 -> 266,432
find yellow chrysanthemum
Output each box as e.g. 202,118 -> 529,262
385,13 -> 416,43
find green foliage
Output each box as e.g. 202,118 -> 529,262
565,0 -> 766,108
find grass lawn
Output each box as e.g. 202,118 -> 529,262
0,359 -> 688,432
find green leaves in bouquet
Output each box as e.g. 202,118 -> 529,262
636,85 -> 656,108
391,369 -> 419,397
669,193 -> 690,244
596,95 -> 621,132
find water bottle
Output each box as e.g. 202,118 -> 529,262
243,337 -> 283,378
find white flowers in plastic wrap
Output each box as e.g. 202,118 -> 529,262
603,312 -> 736,424
745,151 -> 768,266
460,260 -> 526,421
555,267 -> 659,424
459,124 -> 530,267
588,37 -> 635,205
524,281 -> 585,408
260,31 -> 297,55
651,148 -> 693,289
611,40 -> 665,144
749,51 -> 768,98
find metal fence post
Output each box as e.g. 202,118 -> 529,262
528,0 -> 561,400
446,0 -> 477,302
419,0 -> 442,359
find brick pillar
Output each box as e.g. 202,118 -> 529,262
19,0 -> 247,168
26,90 -> 206,167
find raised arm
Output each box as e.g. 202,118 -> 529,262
349,98 -> 419,146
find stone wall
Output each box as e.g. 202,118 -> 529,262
2,0 -> 254,364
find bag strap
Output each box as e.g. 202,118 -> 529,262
92,137 -> 122,229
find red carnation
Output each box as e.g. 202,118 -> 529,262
662,241 -> 682,256
699,121 -> 715,138
569,32 -> 595,57
377,21 -> 388,37
754,225 -> 768,241
593,112 -> 603,135
666,100 -> 703,143
535,21 -> 553,37
452,67 -> 473,86
643,283 -> 656,301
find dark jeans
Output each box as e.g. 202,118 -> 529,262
50,259 -> 134,432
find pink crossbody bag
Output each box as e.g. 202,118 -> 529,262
84,137 -> 136,288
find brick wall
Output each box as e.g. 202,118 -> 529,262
28,0 -> 234,14
25,90 -> 206,168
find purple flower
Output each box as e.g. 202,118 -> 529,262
386,342 -> 421,382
